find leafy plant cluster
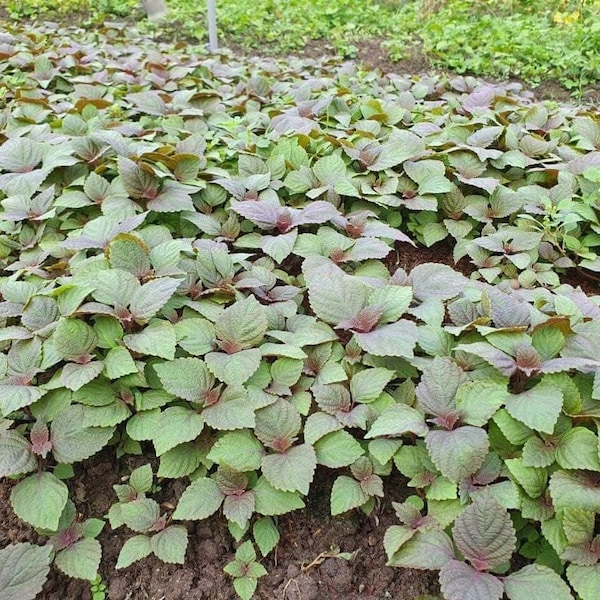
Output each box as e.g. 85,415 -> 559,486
1,20 -> 600,600
3,0 -> 600,93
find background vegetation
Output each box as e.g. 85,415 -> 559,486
3,0 -> 600,94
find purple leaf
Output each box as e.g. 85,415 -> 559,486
440,560 -> 504,600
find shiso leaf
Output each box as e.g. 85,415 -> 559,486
426,426 -> 489,483
439,560 -> 503,600
504,380 -> 563,434
303,256 -> 370,325
51,406 -> 114,464
205,349 -> 262,386
386,529 -> 455,569
549,470 -> 600,512
124,320 -> 176,360
452,491 -> 516,570
215,296 -> 268,351
54,538 -> 101,581
0,430 -> 37,477
0,543 -> 53,600
253,517 -> 280,557
154,357 -> 214,403
150,526 -> 188,564
366,403 -> 428,438
253,476 -> 305,516
173,477 -> 225,521
314,430 -> 364,468
116,535 -> 152,569
416,357 -> 468,418
567,564 -> 600,600
330,475 -> 369,515
504,564 -> 574,600
354,320 -> 418,358
10,471 -> 68,531
261,443 -> 316,495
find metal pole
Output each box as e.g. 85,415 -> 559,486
207,0 -> 219,52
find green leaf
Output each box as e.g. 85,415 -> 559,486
549,470 -> 600,512
532,327 -> 565,361
504,380 -> 563,434
567,564 -> 600,600
253,517 -> 280,557
262,230 -> 297,263
255,399 -> 301,448
0,385 -> 44,416
60,362 -> 104,392
215,296 -> 268,350
350,368 -> 395,403
129,464 -> 153,493
426,426 -> 489,482
116,535 -> 152,569
102,346 -> 137,379
173,477 -> 225,521
386,529 -> 455,569
505,458 -> 547,498
383,525 -> 417,563
106,234 -> 151,277
154,357 -> 214,403
331,475 -> 369,515
366,403 -> 428,438
233,577 -> 258,600
175,318 -> 216,356
314,430 -> 364,468
129,277 -> 180,322
53,318 -> 98,361
303,412 -> 343,445
404,160 -> 453,194
270,357 -> 304,388
158,443 -> 203,479
205,349 -> 261,385
0,430 -> 37,477
556,427 -> 600,470
207,431 -> 264,472
151,526 -> 188,564
121,498 -> 161,533
157,407 -> 205,456
124,320 -> 176,360
493,409 -> 533,445
416,356 -> 467,417
262,444 -> 316,495
303,256 -> 370,325
202,387 -> 255,431
370,130 -> 426,170
11,471 -> 68,530
54,538 -> 101,580
0,543 -> 53,600
253,476 -> 305,515
504,564 -> 574,600
455,381 -> 506,426
51,406 -> 114,463
355,321 -> 418,358
562,508 -> 594,545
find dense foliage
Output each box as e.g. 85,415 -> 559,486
1,19 -> 600,600
3,0 -> 600,94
